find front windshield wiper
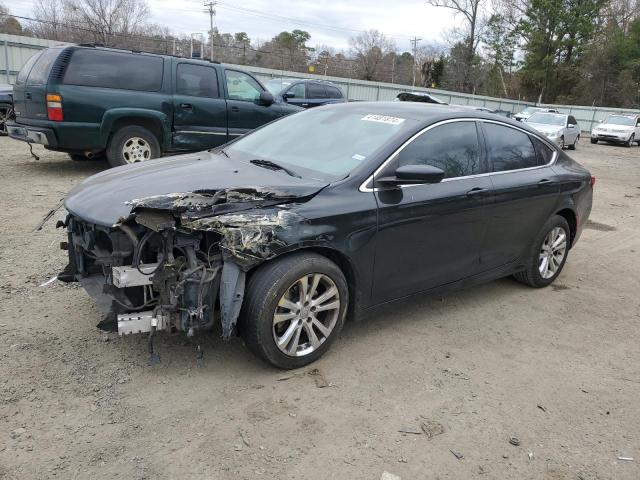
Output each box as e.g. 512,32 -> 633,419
250,159 -> 302,178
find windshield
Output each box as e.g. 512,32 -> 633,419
521,107 -> 540,114
604,115 -> 635,126
527,112 -> 565,126
265,79 -> 291,95
225,108 -> 414,181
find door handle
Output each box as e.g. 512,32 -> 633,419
179,103 -> 192,110
230,106 -> 240,113
538,179 -> 552,186
466,187 -> 489,197
25,92 -> 32,100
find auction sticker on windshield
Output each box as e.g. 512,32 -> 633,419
361,114 -> 406,125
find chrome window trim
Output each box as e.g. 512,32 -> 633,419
359,118 -> 559,193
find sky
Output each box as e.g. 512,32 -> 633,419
10,0 -> 461,52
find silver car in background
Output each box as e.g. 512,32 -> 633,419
590,114 -> 640,147
526,112 -> 580,149
513,106 -> 560,122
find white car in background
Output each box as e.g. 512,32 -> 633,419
526,112 -> 580,149
590,114 -> 640,147
513,106 -> 560,122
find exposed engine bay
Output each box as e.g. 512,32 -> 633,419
59,187 -> 309,352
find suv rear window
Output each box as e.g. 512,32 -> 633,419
63,49 -> 163,91
15,51 -> 42,85
26,48 -> 62,85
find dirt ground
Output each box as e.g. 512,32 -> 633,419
0,135 -> 639,480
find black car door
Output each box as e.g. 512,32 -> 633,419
172,62 -> 228,150
224,69 -> 282,137
371,120 -> 493,303
479,121 -> 561,270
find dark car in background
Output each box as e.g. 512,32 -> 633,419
7,45 -> 302,167
60,102 -> 593,368
0,83 -> 12,135
265,78 -> 346,108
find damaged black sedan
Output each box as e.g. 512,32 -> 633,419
59,102 -> 593,369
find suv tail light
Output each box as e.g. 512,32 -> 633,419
590,175 -> 596,187
46,93 -> 63,121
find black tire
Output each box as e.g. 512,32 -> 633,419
0,102 -> 11,136
106,125 -> 160,168
559,136 -> 565,149
239,252 -> 348,369
513,215 -> 571,288
568,135 -> 579,150
590,137 -> 597,144
625,134 -> 635,148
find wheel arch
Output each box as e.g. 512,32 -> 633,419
100,109 -> 170,150
555,207 -> 577,247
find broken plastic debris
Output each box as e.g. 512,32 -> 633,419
39,276 -> 58,287
617,456 -> 634,462
450,449 -> 463,460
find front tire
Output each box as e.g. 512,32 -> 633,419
106,125 -> 160,168
626,134 -> 635,148
568,135 -> 579,150
239,252 -> 348,369
590,137 -> 597,144
513,215 -> 570,288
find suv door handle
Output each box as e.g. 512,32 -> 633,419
538,179 -> 552,186
230,106 -> 240,113
25,92 -> 32,100
466,187 -> 489,197
179,103 -> 192,110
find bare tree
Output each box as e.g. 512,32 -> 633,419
0,2 -> 24,35
349,30 -> 395,81
426,0 -> 486,91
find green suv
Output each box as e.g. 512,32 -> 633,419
8,45 -> 302,167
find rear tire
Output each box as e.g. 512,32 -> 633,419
513,215 -> 570,288
106,125 -> 160,168
239,252 -> 348,369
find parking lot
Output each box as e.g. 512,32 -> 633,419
0,135 -> 639,479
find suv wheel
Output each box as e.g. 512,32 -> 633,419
0,102 -> 11,136
568,135 -> 579,150
107,125 -> 160,168
626,133 -> 635,148
513,215 -> 570,288
239,252 -> 348,369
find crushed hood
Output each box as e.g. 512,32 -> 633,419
64,151 -> 328,226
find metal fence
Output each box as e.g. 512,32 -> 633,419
3,33 -> 639,133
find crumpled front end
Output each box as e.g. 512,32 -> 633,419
60,188 -> 308,340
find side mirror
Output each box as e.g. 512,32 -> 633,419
258,91 -> 274,106
377,165 -> 445,186
283,92 -> 295,100
568,123 -> 576,128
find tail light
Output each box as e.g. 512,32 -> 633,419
46,93 -> 63,121
590,175 -> 596,187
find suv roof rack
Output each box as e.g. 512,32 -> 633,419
73,43 -> 221,63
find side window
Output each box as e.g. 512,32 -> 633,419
225,70 -> 262,101
568,115 -> 577,125
63,50 -> 163,91
483,123 -> 538,172
397,122 -> 483,179
286,83 -> 305,98
176,64 -> 219,98
16,51 -> 42,85
531,136 -> 554,166
26,48 -> 61,85
307,83 -> 327,98
327,86 -> 343,99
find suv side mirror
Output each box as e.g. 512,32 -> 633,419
568,123 -> 576,129
377,165 -> 445,186
283,92 -> 295,99
258,91 -> 274,106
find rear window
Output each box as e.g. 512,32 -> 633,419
307,83 -> 327,98
176,63 -> 219,98
26,48 -> 62,85
326,86 -> 343,99
63,49 -> 163,91
15,51 -> 42,85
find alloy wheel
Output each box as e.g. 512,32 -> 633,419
538,227 -> 567,279
122,137 -> 152,163
273,273 -> 340,357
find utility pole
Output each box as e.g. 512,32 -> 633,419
410,36 -> 421,87
204,1 -> 216,61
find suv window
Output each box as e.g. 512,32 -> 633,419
483,123 -> 538,172
16,51 -> 42,85
307,83 -> 327,98
568,115 -> 577,125
226,70 -> 262,101
286,83 -> 305,98
63,49 -> 163,91
326,86 -> 343,99
397,121 -> 482,179
176,63 -> 219,98
26,48 -> 61,85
